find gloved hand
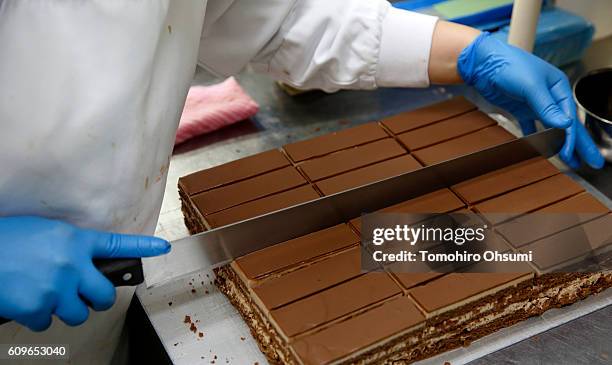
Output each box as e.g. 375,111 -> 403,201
0,216 -> 170,331
457,32 -> 604,169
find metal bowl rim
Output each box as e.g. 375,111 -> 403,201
572,67 -> 612,125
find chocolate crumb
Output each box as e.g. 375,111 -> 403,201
168,301 -> 173,306
214,355 -> 218,360
184,315 -> 191,324
254,362 -> 259,365
205,290 -> 209,294
190,323 -> 197,333
191,288 -> 196,293
198,332 -> 204,338
240,337 -> 245,341
173,343 -> 178,347
444,362 -> 451,365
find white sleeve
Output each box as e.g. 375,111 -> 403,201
199,0 -> 438,92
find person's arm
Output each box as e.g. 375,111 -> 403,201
428,21 -> 480,84
200,0 -> 438,91
200,0 -> 602,168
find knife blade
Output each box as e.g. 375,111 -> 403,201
142,127 -> 565,288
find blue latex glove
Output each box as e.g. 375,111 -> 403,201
0,216 -> 170,331
457,32 -> 604,169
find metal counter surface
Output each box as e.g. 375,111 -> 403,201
138,37 -> 612,364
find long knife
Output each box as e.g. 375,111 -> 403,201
142,127 -> 564,288
0,128 -> 564,326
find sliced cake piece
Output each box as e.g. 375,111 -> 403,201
205,185 -> 321,228
298,138 -> 406,182
451,157 -> 559,204
316,155 -> 423,196
397,110 -> 496,151
412,126 -> 516,166
283,122 -> 388,162
381,96 -> 476,135
474,173 -> 584,225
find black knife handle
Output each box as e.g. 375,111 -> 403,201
0,258 -> 143,325
93,258 -> 144,286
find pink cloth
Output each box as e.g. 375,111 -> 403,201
175,77 -> 259,145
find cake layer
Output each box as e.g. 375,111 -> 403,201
270,273 -> 401,338
520,213 -> 612,270
283,123 -> 388,162
290,295 -> 425,365
205,185 -> 320,228
234,224 -> 359,280
298,138 -> 406,181
178,149 -> 289,195
252,247 -> 362,309
413,126 -> 516,166
409,271 -> 533,316
216,265 -> 611,365
397,110 -> 496,151
474,174 -> 584,225
496,193 -> 609,247
381,96 -> 476,135
191,166 -> 307,215
451,157 -> 559,204
316,155 -> 423,196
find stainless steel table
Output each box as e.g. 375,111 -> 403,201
137,36 -> 612,364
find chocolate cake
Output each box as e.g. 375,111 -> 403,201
178,96 -> 612,364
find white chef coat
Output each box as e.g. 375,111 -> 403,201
0,0 -> 437,363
